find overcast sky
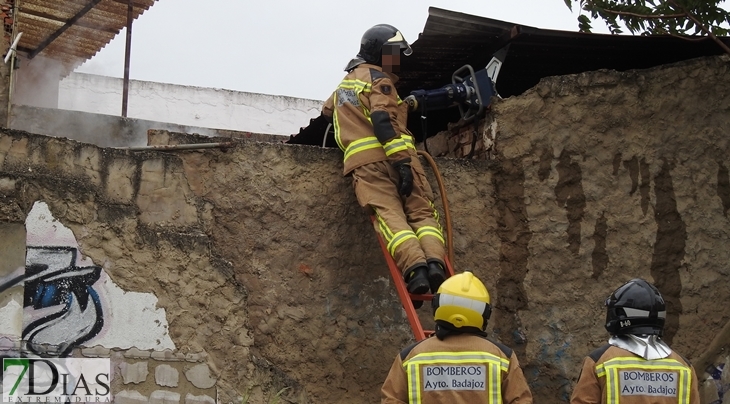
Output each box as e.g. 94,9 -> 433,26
75,0 -> 614,101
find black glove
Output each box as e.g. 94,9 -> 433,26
394,162 -> 413,197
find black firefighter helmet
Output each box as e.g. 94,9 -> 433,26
605,278 -> 666,336
357,24 -> 412,65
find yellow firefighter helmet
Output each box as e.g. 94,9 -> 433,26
432,271 -> 492,330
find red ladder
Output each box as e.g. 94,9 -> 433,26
371,217 -> 455,341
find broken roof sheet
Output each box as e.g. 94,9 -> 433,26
291,6 -> 730,146
15,0 -> 157,74
399,6 -> 730,100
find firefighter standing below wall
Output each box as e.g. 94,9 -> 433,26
381,271 -> 534,403
571,278 -> 700,403
322,24 -> 446,308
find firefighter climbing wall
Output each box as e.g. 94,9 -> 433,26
0,55 -> 728,403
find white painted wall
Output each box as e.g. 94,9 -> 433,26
58,73 -> 323,135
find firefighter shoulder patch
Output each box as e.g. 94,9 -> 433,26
381,85 -> 392,95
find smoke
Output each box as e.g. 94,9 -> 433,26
12,54 -> 64,109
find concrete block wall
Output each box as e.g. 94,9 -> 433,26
109,350 -> 217,404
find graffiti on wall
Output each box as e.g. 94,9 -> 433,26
0,201 -> 175,357
23,246 -> 104,356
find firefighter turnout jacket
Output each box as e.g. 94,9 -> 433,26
322,62 -> 447,273
571,344 -> 700,404
323,63 -> 415,176
381,334 -> 533,404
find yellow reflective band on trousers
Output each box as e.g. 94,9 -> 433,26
429,201 -> 441,227
402,351 -> 509,404
375,213 -> 417,256
416,226 -> 445,245
595,357 -> 691,404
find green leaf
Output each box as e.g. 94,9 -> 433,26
578,14 -> 594,32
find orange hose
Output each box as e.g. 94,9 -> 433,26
417,150 -> 454,264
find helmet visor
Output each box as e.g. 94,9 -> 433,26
386,30 -> 413,56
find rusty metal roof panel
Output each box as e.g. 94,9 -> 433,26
15,0 -> 157,74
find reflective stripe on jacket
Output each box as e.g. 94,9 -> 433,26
403,351 -> 509,404
381,334 -> 533,404
322,63 -> 414,175
571,345 -> 700,404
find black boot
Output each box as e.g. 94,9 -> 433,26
404,265 -> 429,309
427,261 -> 446,294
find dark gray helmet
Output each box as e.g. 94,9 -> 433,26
605,278 -> 666,336
357,24 -> 412,65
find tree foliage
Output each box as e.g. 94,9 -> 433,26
565,0 -> 730,52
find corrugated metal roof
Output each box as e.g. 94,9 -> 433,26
400,7 -> 730,106
290,6 -> 730,146
14,0 -> 157,74
394,7 -> 730,140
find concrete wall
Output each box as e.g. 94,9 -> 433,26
0,55 -> 729,403
8,105 -> 289,148
58,73 -> 323,136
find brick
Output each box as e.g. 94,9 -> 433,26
149,390 -> 181,404
123,347 -> 152,359
81,345 -> 110,358
424,134 -> 450,157
155,364 -> 179,387
184,352 -> 208,363
115,390 -> 148,404
151,349 -> 184,361
119,361 -> 149,384
185,393 -> 215,404
184,364 -> 217,389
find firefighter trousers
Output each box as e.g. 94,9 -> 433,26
351,160 -> 446,275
